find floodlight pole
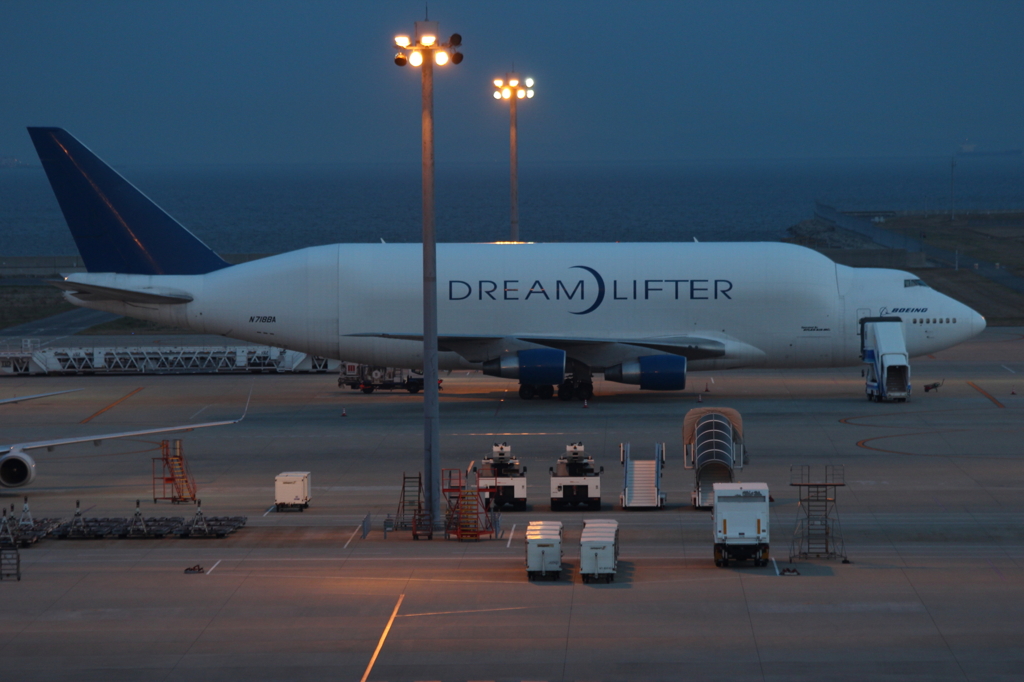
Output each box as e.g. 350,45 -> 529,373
509,94 -> 519,242
420,52 -> 441,528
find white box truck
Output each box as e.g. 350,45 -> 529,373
275,472 -> 311,511
579,519 -> 619,583
525,520 -> 563,581
713,482 -> 769,567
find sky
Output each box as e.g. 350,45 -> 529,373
1,1 -> 1023,165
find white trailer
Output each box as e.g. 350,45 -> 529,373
550,442 -> 602,510
712,482 -> 769,567
525,520 -> 563,581
476,443 -> 528,510
579,519 -> 619,583
861,317 -> 911,402
275,472 -> 311,511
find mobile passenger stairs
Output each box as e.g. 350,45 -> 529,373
442,469 -> 497,541
619,443 -> 666,509
683,407 -> 746,508
861,317 -> 911,402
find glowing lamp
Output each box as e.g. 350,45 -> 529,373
525,78 -> 534,87
502,87 -> 511,99
509,78 -> 519,87
494,79 -> 504,87
526,89 -> 534,98
421,35 -> 436,46
435,50 -> 449,66
493,91 -> 502,99
408,51 -> 423,67
517,89 -> 526,99
395,35 -> 411,48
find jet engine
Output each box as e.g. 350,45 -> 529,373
482,348 -> 566,386
605,355 -> 687,390
0,450 -> 37,487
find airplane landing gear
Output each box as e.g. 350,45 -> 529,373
519,383 -> 556,400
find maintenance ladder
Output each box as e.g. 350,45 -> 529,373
152,440 -> 197,504
789,464 -> 848,562
442,468 -> 496,541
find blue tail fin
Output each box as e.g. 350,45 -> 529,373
28,127 -> 230,275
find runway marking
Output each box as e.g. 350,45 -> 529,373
206,560 -> 221,575
262,506 -> 275,517
1003,365 -> 1016,374
343,524 -> 361,549
189,405 -> 210,420
80,387 -> 144,423
506,523 -> 516,548
855,430 -> 968,456
772,558 -> 780,576
967,381 -> 1005,408
359,593 -> 404,682
450,432 -> 571,436
399,606 -> 532,618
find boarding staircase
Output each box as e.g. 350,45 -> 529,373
152,440 -> 197,504
395,473 -> 424,531
620,443 -> 666,509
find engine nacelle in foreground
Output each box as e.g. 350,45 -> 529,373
482,348 -> 566,385
605,355 -> 687,390
0,450 -> 37,487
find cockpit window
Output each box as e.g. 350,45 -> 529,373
904,279 -> 930,288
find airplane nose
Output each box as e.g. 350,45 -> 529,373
970,309 -> 986,337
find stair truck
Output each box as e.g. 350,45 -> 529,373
525,520 -> 563,581
338,363 -> 425,394
713,482 -> 770,567
476,443 -> 528,511
550,442 -> 603,510
619,443 -> 666,509
683,407 -> 746,509
861,317 -> 911,402
579,518 -> 619,583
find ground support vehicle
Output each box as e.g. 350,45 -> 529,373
683,407 -> 746,508
550,442 -> 602,510
861,317 -> 911,402
275,472 -> 311,512
525,520 -> 563,580
712,482 -> 769,567
338,363 -> 425,394
476,443 -> 527,511
579,518 -> 619,583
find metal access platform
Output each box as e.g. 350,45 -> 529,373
683,407 -> 746,508
789,465 -> 848,562
0,341 -> 339,376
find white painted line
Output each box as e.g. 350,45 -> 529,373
506,523 -> 517,548
360,593 -> 404,682
206,559 -> 222,575
262,505 -> 275,517
1002,365 -> 1016,374
189,404 -> 210,420
710,377 -> 716,384
772,557 -> 780,576
343,524 -> 361,549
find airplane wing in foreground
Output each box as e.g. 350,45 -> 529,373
0,389 -> 83,406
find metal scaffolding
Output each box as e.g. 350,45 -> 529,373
789,464 -> 848,562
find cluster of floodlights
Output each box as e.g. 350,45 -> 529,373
493,76 -> 535,100
393,26 -> 463,66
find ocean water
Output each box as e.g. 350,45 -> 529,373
2,157 -> 1023,256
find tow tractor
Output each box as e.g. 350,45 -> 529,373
475,443 -> 527,511
549,442 -> 603,510
338,363 -> 425,394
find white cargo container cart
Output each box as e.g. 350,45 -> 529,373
525,520 -> 563,581
476,443 -> 527,510
550,442 -> 603,510
275,472 -> 311,511
683,408 -> 746,508
579,518 -> 619,583
712,482 -> 769,567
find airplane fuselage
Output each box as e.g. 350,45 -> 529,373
60,242 -> 984,374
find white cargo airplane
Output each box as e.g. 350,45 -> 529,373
28,128 -> 985,401
0,387 -> 246,488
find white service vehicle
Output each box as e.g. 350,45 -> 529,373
579,518 -> 619,583
550,442 -> 602,510
712,482 -> 769,567
861,317 -> 911,402
525,520 -> 563,581
275,472 -> 311,512
476,443 -> 527,511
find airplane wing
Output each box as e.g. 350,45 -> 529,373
0,389 -> 83,406
0,390 -> 251,456
347,333 -> 728,364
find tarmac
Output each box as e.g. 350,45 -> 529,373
1,327 -> 1022,682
